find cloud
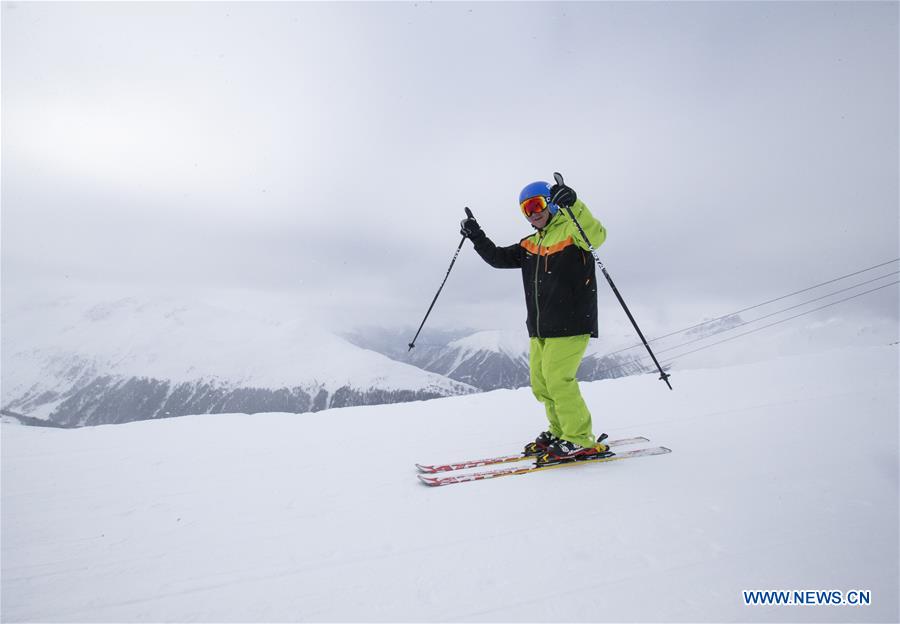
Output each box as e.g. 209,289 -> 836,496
2,1 -> 897,338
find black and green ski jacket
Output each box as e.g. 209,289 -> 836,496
472,200 -> 607,339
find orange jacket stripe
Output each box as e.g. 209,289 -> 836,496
519,236 -> 575,256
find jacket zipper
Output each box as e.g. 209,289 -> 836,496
534,232 -> 543,338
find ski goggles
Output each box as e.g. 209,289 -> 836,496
520,195 -> 550,217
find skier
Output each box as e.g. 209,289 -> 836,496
459,178 -> 610,464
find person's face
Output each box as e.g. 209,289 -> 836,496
526,208 -> 552,230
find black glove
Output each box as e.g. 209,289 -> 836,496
549,183 -> 577,208
460,216 -> 485,241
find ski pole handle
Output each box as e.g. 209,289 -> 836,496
550,172 -> 568,208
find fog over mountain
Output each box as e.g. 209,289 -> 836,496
2,295 -> 653,427
5,285 -> 896,428
1,296 -> 476,426
347,327 -> 647,391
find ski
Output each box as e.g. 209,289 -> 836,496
415,436 -> 649,474
417,446 -> 671,487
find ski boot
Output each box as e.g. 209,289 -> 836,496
523,430 -> 559,457
536,433 -> 613,466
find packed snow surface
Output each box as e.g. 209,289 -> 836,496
2,346 -> 897,622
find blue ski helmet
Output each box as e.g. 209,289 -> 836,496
518,180 -> 559,215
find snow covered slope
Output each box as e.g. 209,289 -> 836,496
2,346 -> 897,622
1,296 -> 475,425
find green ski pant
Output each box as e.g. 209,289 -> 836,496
529,334 -> 597,448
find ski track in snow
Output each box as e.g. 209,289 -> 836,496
2,346 -> 898,622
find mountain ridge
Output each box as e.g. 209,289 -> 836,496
1,296 -> 476,426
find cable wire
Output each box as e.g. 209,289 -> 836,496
585,279 -> 899,379
660,280 -> 899,366
649,271 -> 899,358
604,257 -> 899,357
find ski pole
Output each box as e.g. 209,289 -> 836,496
407,207 -> 473,351
551,172 -> 673,390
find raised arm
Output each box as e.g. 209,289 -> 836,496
460,214 -> 523,269
565,199 -> 607,251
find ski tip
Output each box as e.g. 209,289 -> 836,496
417,474 -> 440,486
415,464 -> 435,473
659,446 -> 673,453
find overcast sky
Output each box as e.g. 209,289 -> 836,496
3,1 -> 898,341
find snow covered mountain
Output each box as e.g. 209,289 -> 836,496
2,345 -> 896,621
0,296 -> 476,426
347,328 -> 648,390
406,331 -> 531,390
